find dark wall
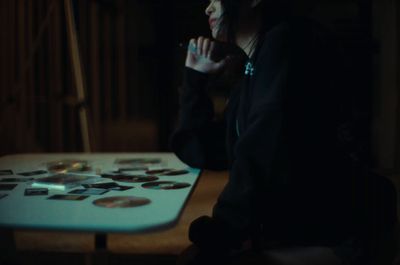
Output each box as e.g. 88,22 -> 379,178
1,0 -> 399,174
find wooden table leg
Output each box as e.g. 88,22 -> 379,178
85,234 -> 109,265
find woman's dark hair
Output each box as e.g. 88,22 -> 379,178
219,0 -> 293,43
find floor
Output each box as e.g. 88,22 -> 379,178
14,252 -> 177,265
7,175 -> 400,265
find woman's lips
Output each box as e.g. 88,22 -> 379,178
209,19 -> 217,29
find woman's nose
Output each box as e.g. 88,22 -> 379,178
205,2 -> 214,16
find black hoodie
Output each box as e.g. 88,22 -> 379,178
171,17 -> 397,258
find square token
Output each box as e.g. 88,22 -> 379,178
0,184 -> 17,191
47,194 -> 89,201
69,188 -> 108,195
24,188 -> 49,196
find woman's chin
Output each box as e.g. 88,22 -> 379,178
211,31 -> 227,42
211,29 -> 218,39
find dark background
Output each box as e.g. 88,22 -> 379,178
0,0 -> 399,175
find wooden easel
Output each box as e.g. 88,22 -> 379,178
64,0 -> 93,152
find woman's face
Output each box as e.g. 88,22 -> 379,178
205,0 -> 226,41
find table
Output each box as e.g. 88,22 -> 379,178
0,153 -> 201,233
11,170 -> 229,265
0,153 -> 203,264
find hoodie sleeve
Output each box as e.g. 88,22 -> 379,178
170,67 -> 229,170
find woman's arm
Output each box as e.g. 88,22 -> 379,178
171,37 -> 240,170
188,24 -> 293,251
192,20 -> 342,250
170,67 -> 229,170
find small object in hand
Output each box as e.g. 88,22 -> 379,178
179,42 -> 197,53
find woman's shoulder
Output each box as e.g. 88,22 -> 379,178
263,17 -> 332,43
256,16 -> 335,60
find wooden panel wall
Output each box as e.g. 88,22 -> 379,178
1,0 -> 399,173
371,0 -> 400,174
0,0 -> 160,155
0,0 -> 58,154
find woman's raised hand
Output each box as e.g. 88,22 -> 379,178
185,37 -> 230,74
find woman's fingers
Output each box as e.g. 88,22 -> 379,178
197,36 -> 204,56
203,38 -> 211,58
188,38 -> 197,54
185,36 -> 229,74
208,41 -> 215,59
194,36 -> 214,58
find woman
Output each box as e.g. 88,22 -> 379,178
171,0 -> 398,264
